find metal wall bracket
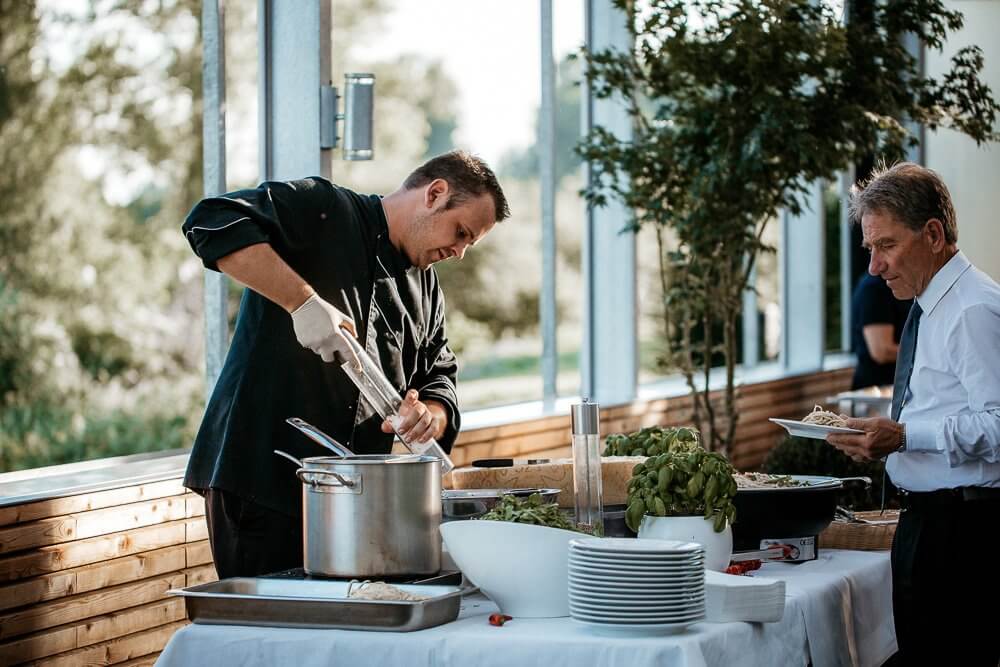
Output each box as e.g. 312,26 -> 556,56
320,84 -> 340,150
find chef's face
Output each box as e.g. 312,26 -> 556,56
407,185 -> 496,270
861,209 -> 942,300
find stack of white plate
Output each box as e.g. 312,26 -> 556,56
568,537 -> 706,633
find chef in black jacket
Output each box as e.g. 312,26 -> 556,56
181,151 -> 510,578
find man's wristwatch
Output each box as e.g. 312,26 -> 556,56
898,423 -> 907,452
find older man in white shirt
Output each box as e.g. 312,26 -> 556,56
826,162 -> 1000,666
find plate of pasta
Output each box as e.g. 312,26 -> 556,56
769,405 -> 863,439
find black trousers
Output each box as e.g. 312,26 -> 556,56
890,492 -> 1000,666
204,488 -> 303,579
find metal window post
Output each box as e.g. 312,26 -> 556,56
901,31 -> 926,165
582,0 -> 636,406
840,167 -> 855,352
202,0 -> 228,399
258,0 -> 332,181
781,182 -> 826,371
540,0 -> 558,410
742,263 -> 759,367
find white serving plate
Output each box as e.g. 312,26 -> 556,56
570,588 -> 705,601
569,547 -> 705,560
569,556 -> 704,572
570,606 -> 706,622
570,538 -> 703,555
571,617 -> 699,634
568,576 -> 704,590
769,418 -> 864,440
569,590 -> 704,603
570,551 -> 705,563
569,596 -> 705,612
568,583 -> 704,598
569,589 -> 706,605
568,563 -> 705,583
571,563 -> 706,575
570,552 -> 705,564
569,574 -> 704,589
571,612 -> 705,626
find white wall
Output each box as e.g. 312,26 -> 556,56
925,0 -> 1000,281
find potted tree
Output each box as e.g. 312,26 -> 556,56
579,0 -> 999,457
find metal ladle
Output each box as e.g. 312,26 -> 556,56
285,417 -> 354,457
273,449 -> 305,467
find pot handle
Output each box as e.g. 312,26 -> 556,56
296,468 -> 363,492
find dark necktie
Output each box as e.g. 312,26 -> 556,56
891,301 -> 923,421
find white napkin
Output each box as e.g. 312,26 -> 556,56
704,570 -> 786,623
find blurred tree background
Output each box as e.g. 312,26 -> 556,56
0,0 -> 204,471
1,0 -> 579,470
438,56 -> 584,351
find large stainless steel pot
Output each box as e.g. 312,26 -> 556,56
296,454 -> 441,577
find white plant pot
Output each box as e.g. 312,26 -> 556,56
637,515 -> 733,571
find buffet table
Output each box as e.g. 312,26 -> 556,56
156,549 -> 895,667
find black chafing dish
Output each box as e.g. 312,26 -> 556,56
731,475 -> 871,554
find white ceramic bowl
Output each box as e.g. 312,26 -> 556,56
439,520 -> 579,617
637,515 -> 733,571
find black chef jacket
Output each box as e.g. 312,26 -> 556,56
181,177 -> 461,517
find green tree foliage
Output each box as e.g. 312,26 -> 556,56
0,0 -> 480,471
0,0 -> 204,471
579,0 -> 998,456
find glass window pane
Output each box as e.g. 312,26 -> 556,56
333,0 -> 583,410
2,1 -> 214,471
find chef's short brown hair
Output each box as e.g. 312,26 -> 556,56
850,162 -> 957,244
404,151 -> 510,223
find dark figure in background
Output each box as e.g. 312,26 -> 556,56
826,163 -> 1000,666
850,273 -> 911,390
180,151 -> 510,579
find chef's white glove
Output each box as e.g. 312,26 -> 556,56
290,294 -> 357,362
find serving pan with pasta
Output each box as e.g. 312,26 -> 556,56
731,473 -> 872,551
168,578 -> 469,631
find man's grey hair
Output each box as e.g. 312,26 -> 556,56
849,162 -> 957,245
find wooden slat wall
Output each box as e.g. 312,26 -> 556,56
0,367 -> 849,664
0,480 -> 216,666
448,367 -> 854,471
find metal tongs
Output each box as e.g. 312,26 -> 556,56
337,328 -> 455,475
730,545 -> 794,563
834,506 -> 898,525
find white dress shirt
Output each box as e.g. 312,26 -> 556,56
887,251 -> 1000,491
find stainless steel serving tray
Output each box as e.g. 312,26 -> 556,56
167,578 -> 469,632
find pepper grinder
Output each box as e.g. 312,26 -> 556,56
571,399 -> 604,535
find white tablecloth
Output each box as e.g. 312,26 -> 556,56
156,549 -> 895,667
